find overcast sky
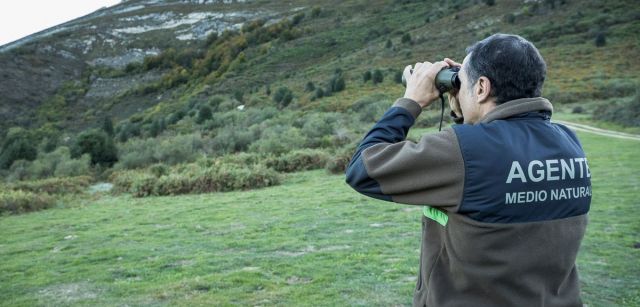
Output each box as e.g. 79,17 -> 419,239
0,0 -> 122,46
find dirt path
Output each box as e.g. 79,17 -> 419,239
553,120 -> 640,141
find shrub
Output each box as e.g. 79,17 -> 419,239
71,129 -> 118,167
0,127 -> 37,169
372,69 -> 384,84
505,13 -> 516,24
19,147 -> 91,180
394,71 -> 403,84
329,74 -> 346,93
249,125 -> 306,155
149,163 -> 170,177
325,143 -> 357,174
592,91 -> 640,127
313,88 -> 325,100
265,149 -> 330,172
209,125 -> 255,154
572,106 -> 584,114
352,95 -> 390,122
305,81 -> 316,92
112,163 -> 282,197
8,176 -> 92,195
595,32 -> 606,47
401,33 -> 412,44
0,190 -> 56,215
130,174 -> 157,197
196,105 -> 213,124
363,71 -> 372,82
301,113 -> 340,147
102,117 -> 114,136
213,152 -> 269,167
273,87 -> 293,108
116,133 -> 204,169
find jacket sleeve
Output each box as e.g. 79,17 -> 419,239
345,98 -> 465,211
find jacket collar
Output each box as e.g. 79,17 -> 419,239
478,97 -> 553,124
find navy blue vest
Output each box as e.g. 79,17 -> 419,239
452,112 -> 591,223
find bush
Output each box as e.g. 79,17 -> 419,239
595,32 -> 606,47
26,147 -> 91,179
116,133 -> 204,169
505,13 -> 516,24
372,69 -> 384,84
71,129 -> 118,167
209,125 -> 255,154
352,95 -> 390,122
112,163 -> 282,197
265,149 -> 330,172
149,163 -> 170,177
363,71 -> 372,82
196,105 -> 213,124
325,143 -> 357,174
394,71 -> 403,84
8,176 -> 92,195
401,33 -> 412,44
305,81 -> 316,92
0,190 -> 56,215
249,125 -> 306,155
329,74 -> 346,93
0,127 -> 37,169
592,91 -> 640,127
273,86 -> 293,108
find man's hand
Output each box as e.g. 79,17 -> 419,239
403,61 -> 449,108
443,58 -> 463,119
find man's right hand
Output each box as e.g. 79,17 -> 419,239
403,61 -> 449,108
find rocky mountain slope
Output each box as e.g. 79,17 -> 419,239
0,0 -> 638,139
0,0 -> 305,131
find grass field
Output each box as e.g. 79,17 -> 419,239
1,130 -> 639,306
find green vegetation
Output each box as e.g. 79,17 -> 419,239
0,131 -> 638,306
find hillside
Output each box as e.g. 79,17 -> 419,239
0,0 -> 638,180
1,0 -> 638,133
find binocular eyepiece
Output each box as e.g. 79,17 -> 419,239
402,66 -> 461,93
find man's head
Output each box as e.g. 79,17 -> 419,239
456,34 -> 546,123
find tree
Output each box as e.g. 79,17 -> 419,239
330,74 -> 346,92
385,39 -> 393,49
394,71 -> 403,84
363,71 -> 372,82
595,32 -> 606,47
305,81 -> 316,92
482,0 -> 496,6
401,33 -> 412,44
0,127 -> 37,169
273,86 -> 293,108
372,69 -> 384,84
102,116 -> 114,136
196,105 -> 213,124
71,129 -> 118,167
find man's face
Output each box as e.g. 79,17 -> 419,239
456,54 -> 481,124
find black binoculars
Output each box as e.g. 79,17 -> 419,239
402,66 -> 461,93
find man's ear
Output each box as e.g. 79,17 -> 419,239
475,76 -> 492,103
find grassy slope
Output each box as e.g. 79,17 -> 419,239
1,130 -> 638,306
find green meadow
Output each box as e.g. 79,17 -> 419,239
0,130 -> 638,306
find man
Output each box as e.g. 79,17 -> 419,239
346,34 -> 591,306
